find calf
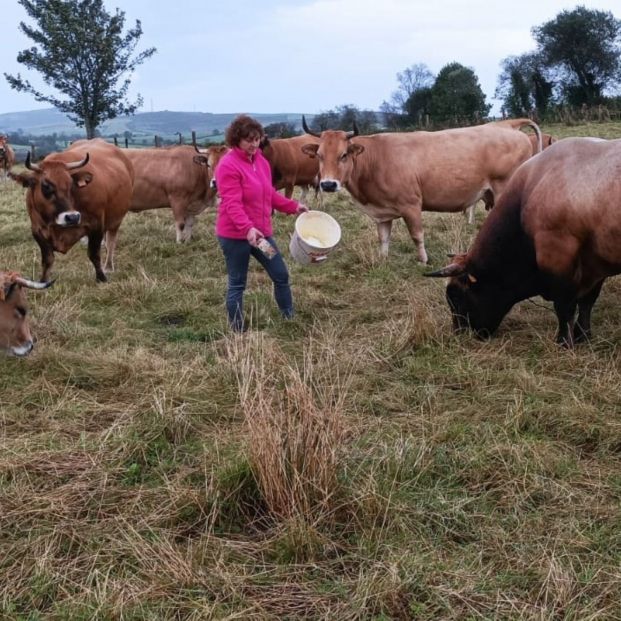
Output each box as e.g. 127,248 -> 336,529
0,135 -> 15,180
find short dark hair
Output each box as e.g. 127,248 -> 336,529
225,115 -> 264,147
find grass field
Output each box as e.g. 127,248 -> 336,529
1,122 -> 621,620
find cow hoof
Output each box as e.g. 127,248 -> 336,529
96,272 -> 108,283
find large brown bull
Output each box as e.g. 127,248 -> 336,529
302,117 -> 542,263
426,137 -> 621,347
125,145 -> 228,242
10,139 -> 134,282
0,271 -> 53,357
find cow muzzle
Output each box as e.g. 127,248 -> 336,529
56,211 -> 81,227
10,340 -> 34,357
320,179 -> 340,193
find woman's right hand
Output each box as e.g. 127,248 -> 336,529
246,227 -> 263,247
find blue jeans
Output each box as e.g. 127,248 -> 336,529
218,236 -> 293,331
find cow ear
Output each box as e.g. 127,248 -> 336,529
72,171 -> 93,188
260,136 -> 270,148
347,144 -> 365,157
193,155 -> 209,167
9,171 -> 35,188
301,144 -> 319,158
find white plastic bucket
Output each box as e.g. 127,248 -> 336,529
289,210 -> 341,265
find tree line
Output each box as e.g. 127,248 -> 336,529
4,2 -> 621,139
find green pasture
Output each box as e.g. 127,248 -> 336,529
1,122 -> 621,619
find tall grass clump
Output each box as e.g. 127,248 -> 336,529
225,329 -> 351,527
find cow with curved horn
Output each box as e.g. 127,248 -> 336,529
301,115 -> 541,262
426,137 -> 621,347
0,271 -> 54,357
10,139 -> 134,282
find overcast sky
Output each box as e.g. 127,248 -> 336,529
1,0 -> 620,117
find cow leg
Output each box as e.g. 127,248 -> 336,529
464,205 -> 475,225
553,298 -> 578,348
376,221 -> 393,257
183,215 -> 196,242
298,185 -> 309,203
33,232 -> 55,282
169,198 -> 189,243
87,230 -> 107,282
574,280 -> 605,343
402,211 -> 428,264
103,227 -> 120,274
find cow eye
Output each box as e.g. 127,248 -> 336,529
339,153 -> 348,161
41,180 -> 55,199
15,306 -> 27,318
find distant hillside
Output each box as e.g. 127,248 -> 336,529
0,108 -> 314,140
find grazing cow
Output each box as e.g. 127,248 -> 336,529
301,117 -> 541,262
10,139 -> 134,282
0,135 -> 15,180
426,137 -> 621,347
259,135 -> 321,202
125,145 -> 227,242
0,271 -> 53,357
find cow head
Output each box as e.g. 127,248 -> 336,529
10,152 -> 92,227
0,271 -> 54,357
425,256 -> 513,338
194,145 -> 229,190
301,115 -> 363,192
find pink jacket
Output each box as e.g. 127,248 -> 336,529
215,147 -> 298,239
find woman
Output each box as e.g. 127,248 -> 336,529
215,115 -> 308,332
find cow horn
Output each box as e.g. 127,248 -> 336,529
302,115 -> 320,138
345,120 -> 360,140
13,276 -> 55,290
65,153 -> 89,170
194,144 -> 208,154
424,263 -> 466,278
25,151 -> 41,172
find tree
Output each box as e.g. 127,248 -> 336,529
495,53 -> 554,118
533,6 -> 621,106
309,105 -> 378,134
381,63 -> 434,128
429,62 -> 490,126
404,86 -> 433,125
5,0 -> 156,139
264,122 -> 298,138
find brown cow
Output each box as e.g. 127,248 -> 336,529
0,135 -> 15,180
301,117 -> 541,263
259,135 -> 321,202
0,271 -> 53,357
125,145 -> 227,242
426,137 -> 621,347
10,139 -> 134,282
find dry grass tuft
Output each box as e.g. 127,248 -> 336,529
225,328 -> 351,525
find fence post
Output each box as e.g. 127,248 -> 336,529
113,136 -> 118,146
30,144 -> 36,161
176,131 -> 183,144
191,130 -> 196,147
125,137 -> 129,148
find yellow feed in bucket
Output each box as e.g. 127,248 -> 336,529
289,211 -> 341,265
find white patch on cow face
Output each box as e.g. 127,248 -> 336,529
55,211 -> 81,227
319,178 -> 341,193
10,340 -> 34,357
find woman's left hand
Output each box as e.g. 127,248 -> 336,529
296,204 -> 309,214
